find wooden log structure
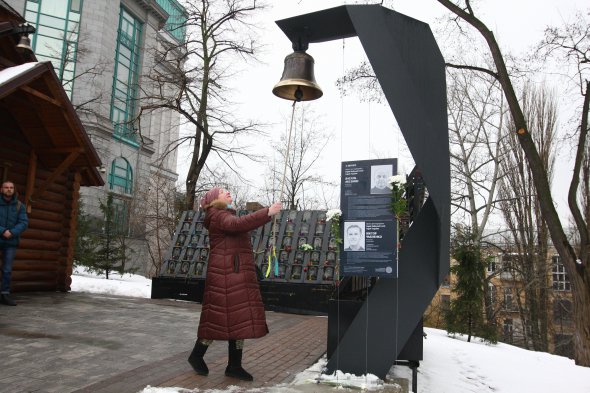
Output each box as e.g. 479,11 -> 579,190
0,6 -> 104,292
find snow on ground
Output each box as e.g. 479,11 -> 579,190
72,269 -> 590,393
398,328 -> 590,393
71,266 -> 152,298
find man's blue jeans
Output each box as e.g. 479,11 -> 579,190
1,247 -> 16,294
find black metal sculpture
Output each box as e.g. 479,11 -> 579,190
275,4 -> 450,380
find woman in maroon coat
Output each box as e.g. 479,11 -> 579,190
188,187 -> 281,381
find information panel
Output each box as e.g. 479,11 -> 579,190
340,158 -> 398,277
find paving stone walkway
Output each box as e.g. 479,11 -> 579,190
0,292 -> 327,393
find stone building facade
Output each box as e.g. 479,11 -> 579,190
426,249 -> 574,359
7,0 -> 185,275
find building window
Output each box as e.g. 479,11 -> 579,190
103,195 -> 129,236
502,254 -> 514,272
155,0 -> 187,42
440,294 -> 450,312
553,299 -> 572,328
487,255 -> 497,275
24,0 -> 83,98
503,319 -> 513,343
108,157 -> 133,194
500,253 -> 516,280
70,0 -> 81,12
503,287 -> 513,311
111,7 -> 142,145
111,196 -> 129,235
487,283 -> 497,306
441,274 -> 450,288
552,255 -> 570,291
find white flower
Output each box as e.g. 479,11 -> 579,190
389,175 -> 406,186
326,209 -> 342,221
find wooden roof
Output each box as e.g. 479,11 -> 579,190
0,61 -> 103,186
0,1 -> 24,23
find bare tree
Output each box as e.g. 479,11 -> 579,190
141,0 -> 267,209
200,165 -> 257,210
337,49 -> 508,243
265,105 -> 335,210
445,68 -> 517,330
498,83 -> 558,351
436,0 -> 590,366
337,60 -> 386,104
448,69 -> 508,242
134,170 -> 182,277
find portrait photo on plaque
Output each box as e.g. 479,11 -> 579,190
313,237 -> 322,250
315,223 -> 325,235
180,261 -> 190,274
298,237 -> 307,248
280,251 -> 289,263
195,262 -> 205,276
176,234 -> 186,246
291,265 -> 302,280
286,222 -> 295,235
370,164 -> 393,194
295,251 -> 304,263
311,251 -> 320,264
343,221 -> 366,251
323,266 -> 334,281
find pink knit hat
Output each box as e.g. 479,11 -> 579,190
200,187 -> 221,209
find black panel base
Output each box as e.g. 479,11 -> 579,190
327,299 -> 424,361
259,281 -> 334,315
151,277 -> 206,302
151,277 -> 335,315
327,299 -> 362,359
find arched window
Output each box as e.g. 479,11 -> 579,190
110,6 -> 142,145
108,157 -> 133,194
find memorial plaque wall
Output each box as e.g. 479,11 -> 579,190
159,209 -> 339,285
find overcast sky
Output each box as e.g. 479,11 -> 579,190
176,0 -> 588,219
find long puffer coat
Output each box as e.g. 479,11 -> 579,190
197,200 -> 271,340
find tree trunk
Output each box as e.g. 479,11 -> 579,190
572,262 -> 590,365
437,0 -> 589,366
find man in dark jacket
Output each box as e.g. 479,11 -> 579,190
0,181 -> 29,306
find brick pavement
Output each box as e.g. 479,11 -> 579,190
0,291 -> 328,393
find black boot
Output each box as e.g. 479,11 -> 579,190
0,294 -> 16,306
188,340 -> 209,375
225,340 -> 253,381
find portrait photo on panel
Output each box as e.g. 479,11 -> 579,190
370,164 -> 393,194
343,221 -> 365,251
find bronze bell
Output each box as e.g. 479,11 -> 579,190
272,50 -> 323,102
15,35 -> 33,53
